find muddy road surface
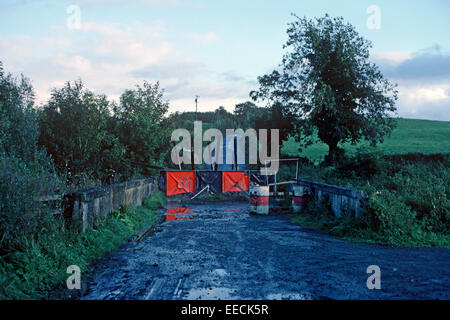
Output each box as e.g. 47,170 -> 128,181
81,202 -> 450,300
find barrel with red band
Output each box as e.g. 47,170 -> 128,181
292,185 -> 307,213
249,185 -> 270,215
250,195 -> 269,206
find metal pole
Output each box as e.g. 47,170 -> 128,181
195,95 -> 199,121
176,147 -> 181,170
274,171 -> 277,193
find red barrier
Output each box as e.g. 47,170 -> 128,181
166,171 -> 195,196
222,171 -> 249,192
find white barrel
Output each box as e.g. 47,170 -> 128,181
292,185 -> 307,213
250,185 -> 270,215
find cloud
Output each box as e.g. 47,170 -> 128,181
190,31 -> 218,44
372,51 -> 412,65
219,71 -> 245,82
0,20 -> 174,103
0,19 -> 252,113
404,86 -> 449,102
374,44 -> 450,81
75,0 -> 180,4
129,60 -> 207,80
72,0 -> 206,9
372,45 -> 450,121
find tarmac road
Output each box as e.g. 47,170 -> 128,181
81,201 -> 450,300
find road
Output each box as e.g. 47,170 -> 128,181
81,201 -> 450,300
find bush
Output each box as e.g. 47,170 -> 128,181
38,80 -> 125,185
337,147 -> 385,179
383,164 -> 449,233
142,191 -> 166,210
0,62 -> 39,162
111,81 -> 170,178
0,62 -> 65,252
0,153 -> 63,251
364,189 -> 419,239
291,153 -> 450,246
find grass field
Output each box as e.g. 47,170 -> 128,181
281,118 -> 450,163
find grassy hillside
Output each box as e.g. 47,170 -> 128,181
282,118 -> 450,163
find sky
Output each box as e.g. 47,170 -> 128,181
0,0 -> 449,120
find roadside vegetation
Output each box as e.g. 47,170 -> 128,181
0,62 -> 168,300
284,152 -> 450,247
0,193 -> 163,299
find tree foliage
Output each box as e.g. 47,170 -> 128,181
0,62 -> 62,250
0,62 -> 39,161
111,81 -> 169,176
39,79 -> 123,183
250,14 -> 398,163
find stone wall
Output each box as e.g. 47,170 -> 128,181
68,177 -> 158,232
296,179 -> 364,217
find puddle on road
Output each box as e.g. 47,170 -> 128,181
210,268 -> 228,277
165,207 -> 194,222
161,203 -> 249,223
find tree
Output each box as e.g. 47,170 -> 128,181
112,81 -> 169,176
234,101 -> 266,128
39,79 -> 123,183
250,14 -> 398,163
0,61 -> 39,161
0,62 -> 63,249
234,101 -> 295,142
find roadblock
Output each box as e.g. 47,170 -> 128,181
161,170 -> 250,196
165,171 -> 195,196
160,169 -> 304,217
196,171 -> 222,193
222,171 -> 249,192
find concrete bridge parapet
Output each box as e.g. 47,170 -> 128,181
70,177 -> 158,232
296,179 -> 364,217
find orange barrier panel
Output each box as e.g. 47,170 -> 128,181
222,171 -> 249,192
166,171 -> 195,196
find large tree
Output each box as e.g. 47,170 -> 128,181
250,14 -> 398,163
111,81 -> 169,176
39,79 -> 123,182
0,61 -> 39,162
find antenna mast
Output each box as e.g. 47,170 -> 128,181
195,95 -> 199,121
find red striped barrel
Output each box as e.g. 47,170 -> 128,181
250,185 -> 270,215
292,185 -> 307,213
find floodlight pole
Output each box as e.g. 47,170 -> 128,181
195,95 -> 199,121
